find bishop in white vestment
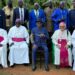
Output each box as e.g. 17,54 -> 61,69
51,22 -> 72,68
0,28 -> 8,68
8,19 -> 29,66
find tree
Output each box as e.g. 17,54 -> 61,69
1,0 -> 6,7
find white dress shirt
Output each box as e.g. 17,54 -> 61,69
19,8 -> 24,22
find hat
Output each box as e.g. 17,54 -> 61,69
15,18 -> 21,23
59,21 -> 66,27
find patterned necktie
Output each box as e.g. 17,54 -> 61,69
21,9 -> 24,23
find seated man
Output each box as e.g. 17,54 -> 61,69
8,19 -> 29,67
30,19 -> 49,71
51,22 -> 72,68
0,28 -> 8,68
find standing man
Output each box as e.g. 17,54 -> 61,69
44,1 -> 53,32
8,19 -> 29,67
44,1 -> 53,63
3,0 -> 13,32
30,19 -> 49,71
13,0 -> 29,28
0,8 -> 6,30
29,2 -> 46,30
51,1 -> 69,31
69,0 -> 75,34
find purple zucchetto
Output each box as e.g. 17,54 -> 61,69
15,19 -> 21,23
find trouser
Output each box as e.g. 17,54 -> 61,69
68,26 -> 74,34
47,31 -> 53,63
32,44 -> 49,65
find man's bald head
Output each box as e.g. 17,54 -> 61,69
34,2 -> 39,10
59,1 -> 65,9
18,0 -> 24,8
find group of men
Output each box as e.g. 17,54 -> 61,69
0,0 -> 75,72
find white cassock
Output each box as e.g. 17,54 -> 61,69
72,30 -> 75,71
51,29 -> 72,66
8,26 -> 29,66
0,28 -> 8,68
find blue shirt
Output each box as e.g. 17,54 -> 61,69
32,27 -> 49,46
29,9 -> 46,30
51,8 -> 69,31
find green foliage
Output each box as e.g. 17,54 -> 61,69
0,0 -> 73,9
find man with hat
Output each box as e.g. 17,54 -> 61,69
30,18 -> 49,71
8,18 -> 29,67
13,0 -> 29,28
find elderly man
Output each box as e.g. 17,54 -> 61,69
51,1 -> 69,31
30,19 -> 49,71
8,19 -> 29,67
51,22 -> 72,68
0,27 -> 8,68
13,0 -> 29,28
29,2 -> 46,30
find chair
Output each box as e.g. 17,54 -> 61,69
36,47 -> 44,68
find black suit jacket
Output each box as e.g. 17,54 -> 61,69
0,9 -> 6,30
13,7 -> 29,25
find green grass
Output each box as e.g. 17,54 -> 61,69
0,72 -> 10,75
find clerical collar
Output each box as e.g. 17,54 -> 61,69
15,25 -> 21,28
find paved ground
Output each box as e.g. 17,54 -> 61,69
0,65 -> 75,75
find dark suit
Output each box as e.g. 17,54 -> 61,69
69,9 -> 75,34
0,9 -> 6,30
13,7 -> 29,27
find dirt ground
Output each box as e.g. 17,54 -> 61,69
0,65 -> 75,75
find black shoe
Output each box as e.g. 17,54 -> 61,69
23,64 -> 29,66
0,64 -> 3,69
45,65 -> 49,71
56,65 -> 60,69
32,65 -> 36,71
10,65 -> 15,68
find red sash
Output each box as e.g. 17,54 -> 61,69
58,39 -> 69,67
0,36 -> 4,42
12,38 -> 26,42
